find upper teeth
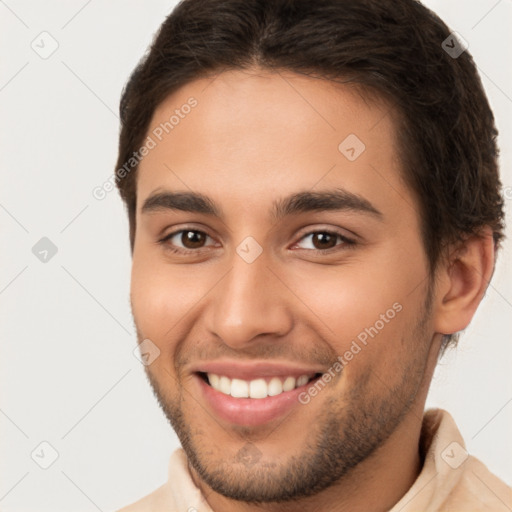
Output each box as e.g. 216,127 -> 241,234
207,373 -> 314,399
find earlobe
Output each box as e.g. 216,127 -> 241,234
434,228 -> 495,335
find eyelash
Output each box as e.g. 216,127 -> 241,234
158,228 -> 356,255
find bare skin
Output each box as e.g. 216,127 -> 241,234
130,67 -> 494,512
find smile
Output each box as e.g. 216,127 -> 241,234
192,363 -> 325,426
203,373 -> 319,399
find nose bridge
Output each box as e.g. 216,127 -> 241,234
208,248 -> 292,347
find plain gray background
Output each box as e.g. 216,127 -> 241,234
1,1 -> 511,511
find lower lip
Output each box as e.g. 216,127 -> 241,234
196,375 -> 317,427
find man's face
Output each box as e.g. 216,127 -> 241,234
131,69 -> 438,502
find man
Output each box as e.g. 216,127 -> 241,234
114,0 -> 511,510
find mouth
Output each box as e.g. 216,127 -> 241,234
197,372 -> 322,399
192,363 -> 325,427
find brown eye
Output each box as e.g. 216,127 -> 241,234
181,230 -> 207,248
311,232 -> 337,249
161,229 -> 216,251
294,230 -> 355,251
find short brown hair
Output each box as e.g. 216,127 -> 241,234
115,0 -> 505,345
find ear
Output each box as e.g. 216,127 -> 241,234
433,227 -> 495,336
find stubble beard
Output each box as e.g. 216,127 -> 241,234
141,294 -> 433,503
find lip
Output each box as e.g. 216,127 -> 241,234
190,359 -> 324,381
193,368 -> 322,427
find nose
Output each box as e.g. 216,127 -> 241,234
205,250 -> 293,350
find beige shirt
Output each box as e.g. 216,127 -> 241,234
117,409 -> 512,511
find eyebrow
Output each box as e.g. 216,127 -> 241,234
141,188 -> 383,220
142,190 -> 221,216
271,189 -> 383,221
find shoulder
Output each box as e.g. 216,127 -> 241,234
436,454 -> 512,511
423,408 -> 512,510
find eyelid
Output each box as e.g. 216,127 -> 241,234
293,223 -> 357,242
290,228 -> 356,251
159,222 -> 214,240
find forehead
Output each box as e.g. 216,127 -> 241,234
137,68 -> 414,222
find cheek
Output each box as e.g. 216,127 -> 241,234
287,253 -> 424,358
130,254 -> 199,344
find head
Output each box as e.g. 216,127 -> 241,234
115,0 -> 505,505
